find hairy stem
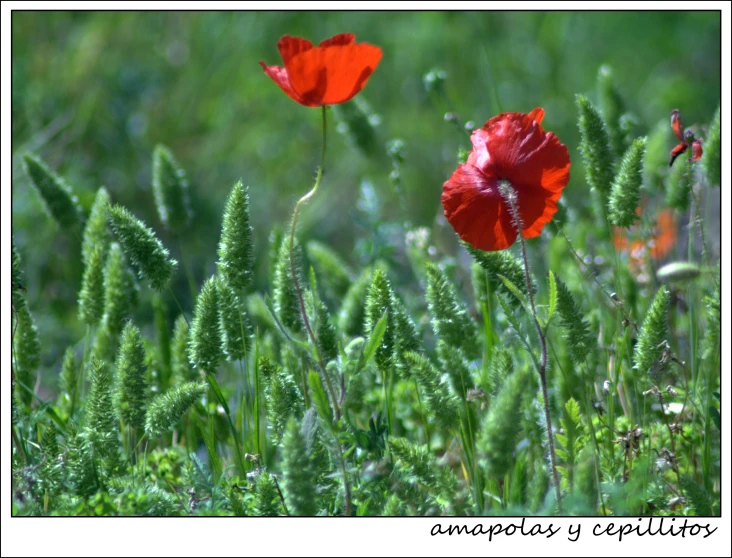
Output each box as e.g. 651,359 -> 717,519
288,106 -> 340,420
500,181 -> 563,514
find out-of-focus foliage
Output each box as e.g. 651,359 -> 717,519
12,12 -> 719,368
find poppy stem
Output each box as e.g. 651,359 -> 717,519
288,106 -> 341,421
517,231 -> 563,515
499,181 -> 563,514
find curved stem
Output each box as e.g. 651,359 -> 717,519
288,106 -> 340,420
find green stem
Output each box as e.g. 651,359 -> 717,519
236,306 -> 254,456
288,106 -> 340,420
79,325 -> 92,404
167,285 -> 189,327
206,374 -> 246,477
500,181 -> 562,514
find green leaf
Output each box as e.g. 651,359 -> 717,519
359,311 -> 387,372
205,373 -> 230,417
497,273 -> 543,328
308,371 -> 334,434
710,407 -> 720,430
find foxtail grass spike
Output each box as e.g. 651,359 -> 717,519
703,106 -> 720,187
152,144 -> 192,233
188,276 -> 222,373
102,242 -> 139,331
425,262 -> 480,359
633,287 -> 670,379
12,239 -> 25,310
13,302 -> 41,408
392,294 -> 421,377
65,426 -> 98,497
609,137 -> 647,228
312,290 -> 338,364
252,472 -> 281,517
597,65 -> 626,159
78,245 -> 106,327
114,322 -> 149,430
643,119 -> 671,192
281,417 -> 317,516
171,314 -> 196,383
217,276 -> 252,361
487,346 -> 513,395
217,181 -> 253,291
22,152 -> 82,231
59,347 -> 78,416
404,352 -> 460,431
665,157 -> 691,213
555,276 -> 595,364
108,204 -> 177,290
364,268 -> 394,373
82,187 -> 111,265
273,236 -> 303,333
145,381 -> 206,437
477,364 -> 532,479
261,357 -> 304,444
84,357 -> 120,464
466,244 -> 535,308
576,94 -> 615,196
338,265 -> 375,336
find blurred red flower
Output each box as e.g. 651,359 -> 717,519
259,33 -> 382,107
614,208 -> 677,276
441,108 -> 570,251
648,208 -> 677,260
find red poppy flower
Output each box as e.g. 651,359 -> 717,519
259,33 -> 382,107
669,109 -> 689,167
441,108 -> 570,251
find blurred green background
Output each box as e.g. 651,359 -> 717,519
11,11 -> 720,379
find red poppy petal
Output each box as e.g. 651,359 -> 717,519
319,33 -> 355,47
480,112 -> 547,174
442,164 -> 517,251
467,128 -> 492,169
277,36 -> 314,65
670,109 -> 685,142
691,139 -> 703,161
258,62 -> 315,107
508,149 -> 569,235
514,184 -> 563,238
669,142 -> 688,166
528,107 -> 545,125
286,43 -> 382,106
